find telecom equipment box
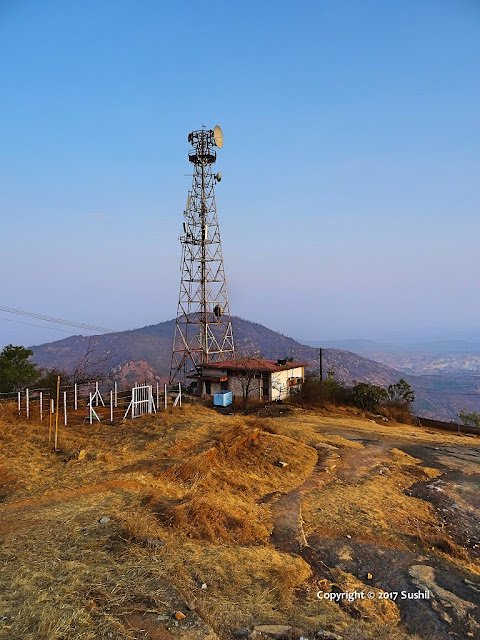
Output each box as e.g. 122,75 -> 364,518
213,390 -> 233,407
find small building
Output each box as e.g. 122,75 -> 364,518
189,358 -> 306,401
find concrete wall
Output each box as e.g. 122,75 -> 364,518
270,366 -> 304,400
200,365 -> 304,402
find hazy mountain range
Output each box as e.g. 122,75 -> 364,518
30,317 -> 480,422
306,338 -> 480,374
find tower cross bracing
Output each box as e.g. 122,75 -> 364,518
169,126 -> 235,383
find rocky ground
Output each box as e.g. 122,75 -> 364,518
0,404 -> 479,640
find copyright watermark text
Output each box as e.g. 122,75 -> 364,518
316,590 -> 430,602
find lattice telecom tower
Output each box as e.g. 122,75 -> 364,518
169,125 -> 235,383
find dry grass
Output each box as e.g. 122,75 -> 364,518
302,447 -> 440,547
0,402 -> 478,640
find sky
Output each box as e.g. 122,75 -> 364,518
0,0 -> 479,349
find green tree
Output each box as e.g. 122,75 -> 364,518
0,344 -> 39,393
352,382 -> 388,412
458,410 -> 480,428
387,379 -> 415,405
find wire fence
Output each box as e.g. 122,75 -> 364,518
0,380 -> 182,428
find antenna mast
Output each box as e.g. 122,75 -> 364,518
169,126 -> 235,383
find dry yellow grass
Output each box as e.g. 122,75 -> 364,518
302,447 -> 440,546
0,401 -> 477,640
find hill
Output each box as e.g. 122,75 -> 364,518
30,316 -> 404,388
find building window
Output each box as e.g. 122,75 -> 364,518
205,381 -> 211,395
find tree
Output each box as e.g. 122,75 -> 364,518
0,345 -> 40,392
458,410 -> 480,428
232,353 -> 267,401
352,382 -> 388,412
387,379 -> 415,405
70,337 -> 112,385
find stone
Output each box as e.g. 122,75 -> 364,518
77,449 -> 87,461
99,516 -> 110,524
201,582 -> 208,590
345,534 -> 351,539
234,628 -> 251,638
315,631 -> 342,640
367,573 -> 372,580
252,625 -> 292,639
174,611 -> 186,620
276,461 -> 288,468
146,537 -> 164,548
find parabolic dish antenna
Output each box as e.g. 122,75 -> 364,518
213,125 -> 223,149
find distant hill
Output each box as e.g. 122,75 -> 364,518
30,316 -> 402,387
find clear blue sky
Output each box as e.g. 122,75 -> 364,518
1,0 -> 479,348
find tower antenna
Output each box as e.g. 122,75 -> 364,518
169,126 -> 235,383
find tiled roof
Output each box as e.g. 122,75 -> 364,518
201,359 -> 307,373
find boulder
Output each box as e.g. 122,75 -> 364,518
315,631 -> 342,640
251,625 -> 292,639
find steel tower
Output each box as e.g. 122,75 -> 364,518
169,126 -> 235,383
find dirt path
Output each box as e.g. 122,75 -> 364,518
269,446 -> 339,553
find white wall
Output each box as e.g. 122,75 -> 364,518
270,366 -> 304,400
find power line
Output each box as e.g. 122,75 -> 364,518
0,305 -> 114,334
0,304 -> 170,347
0,315 -> 78,334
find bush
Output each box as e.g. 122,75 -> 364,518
387,379 -> 415,405
290,372 -> 353,407
458,409 -> 480,428
380,401 -> 416,425
352,383 -> 388,412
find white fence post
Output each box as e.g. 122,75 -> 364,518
26,389 -> 29,418
63,391 -> 67,425
110,390 -> 113,423
40,391 -> 43,421
89,393 -> 93,425
114,381 -> 117,407
164,384 -> 167,410
156,382 -> 159,410
95,382 -> 99,407
74,383 -> 78,411
179,382 -> 182,408
18,391 -> 21,414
